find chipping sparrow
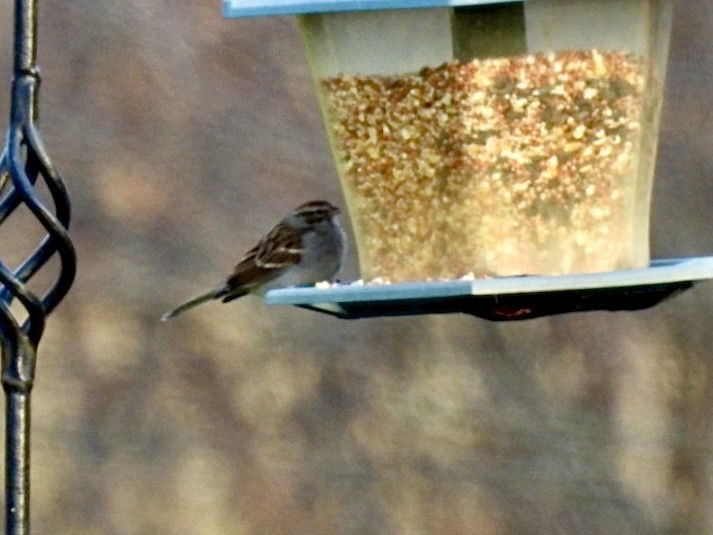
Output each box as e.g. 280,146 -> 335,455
161,200 -> 346,321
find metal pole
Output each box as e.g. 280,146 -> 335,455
4,387 -> 31,535
0,290 -> 36,535
2,2 -> 38,533
0,0 -> 76,532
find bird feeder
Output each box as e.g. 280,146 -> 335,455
224,0 -> 713,319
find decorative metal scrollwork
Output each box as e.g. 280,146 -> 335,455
0,0 -> 76,533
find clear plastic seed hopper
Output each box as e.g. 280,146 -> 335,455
224,0 -> 713,320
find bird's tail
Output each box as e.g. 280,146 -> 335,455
161,284 -> 229,321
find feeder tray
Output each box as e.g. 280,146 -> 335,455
224,0 -> 518,17
265,257 -> 713,320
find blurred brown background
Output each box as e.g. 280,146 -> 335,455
0,1 -> 712,534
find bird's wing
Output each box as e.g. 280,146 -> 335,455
254,224 -> 303,269
223,225 -> 302,296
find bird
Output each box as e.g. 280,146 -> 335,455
161,200 -> 346,321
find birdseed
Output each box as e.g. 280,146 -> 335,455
320,49 -> 650,282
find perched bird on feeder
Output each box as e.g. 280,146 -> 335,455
161,200 -> 346,321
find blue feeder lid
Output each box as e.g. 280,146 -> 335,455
265,257 -> 713,320
224,0 -> 519,18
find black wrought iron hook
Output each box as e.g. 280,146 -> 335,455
0,0 -> 77,533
